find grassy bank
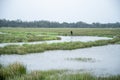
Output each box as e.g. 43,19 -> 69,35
0,63 -> 120,80
0,37 -> 120,55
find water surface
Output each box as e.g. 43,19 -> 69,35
0,45 -> 120,75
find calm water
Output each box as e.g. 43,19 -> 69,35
0,36 -> 112,47
0,45 -> 120,75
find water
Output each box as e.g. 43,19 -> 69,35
0,36 -> 112,47
0,44 -> 120,75
0,32 -> 7,34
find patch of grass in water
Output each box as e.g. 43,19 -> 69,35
0,37 -> 120,55
67,57 -> 96,62
0,33 -> 61,43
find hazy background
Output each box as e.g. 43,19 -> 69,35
0,0 -> 120,23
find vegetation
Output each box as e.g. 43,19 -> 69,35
0,19 -> 120,28
0,28 -> 120,37
0,28 -> 120,79
0,64 -> 2,69
9,71 -> 120,80
0,33 -> 60,43
0,62 -> 26,80
67,57 -> 95,62
0,37 -> 120,55
0,28 -> 120,54
0,63 -> 120,80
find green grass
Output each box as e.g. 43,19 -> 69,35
10,71 -> 120,80
0,63 -> 120,80
10,72 -> 120,80
0,62 -> 26,80
0,28 -> 120,37
0,37 -> 120,55
0,33 -> 61,43
0,28 -> 120,55
0,64 -> 2,69
0,28 -> 120,79
67,57 -> 95,62
0,28 -> 120,43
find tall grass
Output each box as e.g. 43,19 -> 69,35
0,62 -> 26,80
0,64 -> 2,69
0,37 -> 120,55
0,63 -> 120,80
7,70 -> 120,80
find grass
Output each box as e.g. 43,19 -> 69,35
0,28 -> 120,79
1,28 -> 120,37
0,28 -> 120,55
0,62 -> 26,80
0,64 -> 2,69
0,63 -> 120,80
10,71 -> 120,80
0,37 -> 120,55
67,57 -> 95,62
0,33 -> 61,43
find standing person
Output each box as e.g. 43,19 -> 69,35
70,31 -> 73,36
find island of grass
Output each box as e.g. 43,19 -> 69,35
66,57 -> 96,62
0,63 -> 120,80
0,33 -> 61,43
0,37 -> 120,55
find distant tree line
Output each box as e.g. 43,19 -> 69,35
0,19 -> 120,28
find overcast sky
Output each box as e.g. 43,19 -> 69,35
0,0 -> 120,23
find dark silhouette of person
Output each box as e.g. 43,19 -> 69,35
70,31 -> 73,35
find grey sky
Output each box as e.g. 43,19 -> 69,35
0,0 -> 120,23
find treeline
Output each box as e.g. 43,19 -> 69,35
0,19 -> 120,28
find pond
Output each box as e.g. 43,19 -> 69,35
0,44 -> 120,76
0,36 -> 112,47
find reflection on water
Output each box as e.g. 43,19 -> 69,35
0,36 -> 112,47
0,45 -> 120,75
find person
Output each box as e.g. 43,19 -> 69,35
70,31 -> 73,35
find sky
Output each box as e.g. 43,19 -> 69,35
0,0 -> 120,23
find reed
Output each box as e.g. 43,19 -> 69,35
0,62 -> 26,80
0,63 -> 120,80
